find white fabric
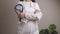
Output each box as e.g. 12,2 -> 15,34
15,1 -> 43,34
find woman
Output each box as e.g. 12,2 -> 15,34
15,0 -> 43,34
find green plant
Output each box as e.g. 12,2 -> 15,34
49,24 -> 56,31
49,24 -> 58,34
51,30 -> 58,34
39,29 -> 49,34
39,24 -> 58,34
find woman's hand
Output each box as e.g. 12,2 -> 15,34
34,9 -> 40,14
18,12 -> 25,18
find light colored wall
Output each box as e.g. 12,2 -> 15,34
36,0 -> 60,34
0,0 -> 18,34
0,0 -> 60,34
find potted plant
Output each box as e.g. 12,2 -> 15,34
39,24 -> 58,34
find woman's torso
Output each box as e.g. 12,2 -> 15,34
17,1 -> 39,32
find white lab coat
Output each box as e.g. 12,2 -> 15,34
15,1 -> 43,34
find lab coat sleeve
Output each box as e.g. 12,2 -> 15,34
25,3 -> 43,21
25,12 -> 42,21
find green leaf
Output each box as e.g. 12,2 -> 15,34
49,24 -> 56,31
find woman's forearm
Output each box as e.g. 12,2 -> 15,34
25,10 -> 43,21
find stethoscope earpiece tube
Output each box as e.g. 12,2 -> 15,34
15,4 -> 23,12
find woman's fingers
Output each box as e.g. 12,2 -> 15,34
18,12 -> 25,18
18,14 -> 21,18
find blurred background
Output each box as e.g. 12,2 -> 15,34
0,0 -> 60,34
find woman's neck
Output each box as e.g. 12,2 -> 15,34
24,0 -> 31,2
